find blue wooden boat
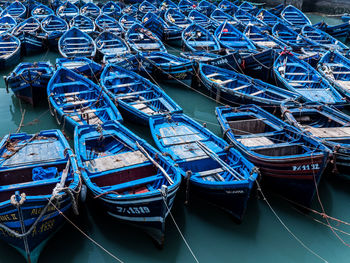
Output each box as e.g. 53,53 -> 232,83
0,33 -> 21,69
107,53 -> 153,75
101,1 -> 122,18
234,8 -> 270,31
1,1 -> 26,21
56,57 -> 103,82
159,0 -> 177,13
301,25 -> 348,52
239,1 -> 255,12
149,113 -> 258,222
317,50 -> 350,100
281,102 -> 350,176
188,10 -> 214,29
59,27 -> 96,58
0,15 -> 17,34
74,121 -> 181,246
210,9 -> 240,27
95,14 -> 124,35
215,104 -> 330,206
341,14 -> 350,22
215,22 -> 256,52
141,51 -> 195,81
69,15 -> 95,34
41,15 -> 68,50
256,8 -> 291,28
119,14 -> 139,31
199,63 -> 300,107
274,52 -> 345,106
5,62 -> 54,106
244,24 -> 288,51
122,4 -> 138,18
272,22 -> 320,51
126,23 -> 167,53
100,64 -> 182,124
56,1 -> 79,21
31,4 -> 54,21
178,0 -> 196,15
269,3 -> 284,16
218,0 -> 238,15
196,0 -> 216,16
182,23 -> 221,52
165,8 -> 192,29
281,5 -> 311,28
0,129 -> 80,263
95,31 -> 130,62
80,2 -> 100,19
48,67 -> 122,131
313,21 -> 350,43
138,0 -> 158,18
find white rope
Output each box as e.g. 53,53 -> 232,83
161,196 -> 199,263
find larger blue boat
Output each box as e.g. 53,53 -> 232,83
126,23 -> 167,53
281,102 -> 350,176
5,62 -> 54,106
1,1 -> 26,21
100,64 -> 182,124
0,129 -> 80,263
198,63 -> 300,108
58,27 -> 96,58
281,5 -> 311,28
74,121 -> 181,246
47,67 -> 122,132
182,23 -> 221,52
149,113 -> 258,222
216,105 -> 331,206
274,52 -> 345,106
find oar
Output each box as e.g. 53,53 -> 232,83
196,140 -> 245,180
136,141 -> 174,185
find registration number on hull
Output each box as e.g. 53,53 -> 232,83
116,206 -> 150,214
292,163 -> 320,171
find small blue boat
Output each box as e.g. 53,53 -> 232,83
218,0 -> 238,15
95,14 -> 124,35
210,9 -> 240,27
269,3 -> 284,16
317,50 -> 350,100
41,15 -> 68,50
165,8 -> 192,29
59,27 -> 96,58
69,14 -> 95,34
0,15 -> 17,34
313,21 -> 350,43
138,0 -> 159,18
178,0 -> 197,15
301,25 -> 348,52
0,33 -> 21,69
141,51 -> 195,81
80,2 -> 101,19
119,14 -> 139,31
126,23 -> 167,53
274,52 -> 345,106
244,24 -> 288,51
5,62 -> 54,106
95,31 -> 130,62
1,1 -> 26,21
74,121 -> 181,246
31,4 -> 54,21
281,102 -> 350,176
56,1 -> 79,21
149,113 -> 258,222
196,0 -> 216,16
100,64 -> 182,124
159,0 -> 177,13
48,67 -> 122,132
182,23 -> 221,52
281,5 -> 311,28
234,8 -> 270,31
198,63 -> 300,107
188,9 -> 214,29
122,4 -> 138,18
101,1 -> 122,18
215,22 -> 256,52
255,8 -> 291,28
215,104 -> 330,206
56,57 -> 103,82
0,129 -> 80,263
239,1 -> 255,12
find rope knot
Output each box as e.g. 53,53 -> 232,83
10,193 -> 26,207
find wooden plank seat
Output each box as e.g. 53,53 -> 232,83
237,136 -> 275,147
112,82 -> 142,89
306,127 -> 350,138
250,90 -> 264,96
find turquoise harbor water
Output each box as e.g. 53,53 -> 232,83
1,14 -> 350,263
